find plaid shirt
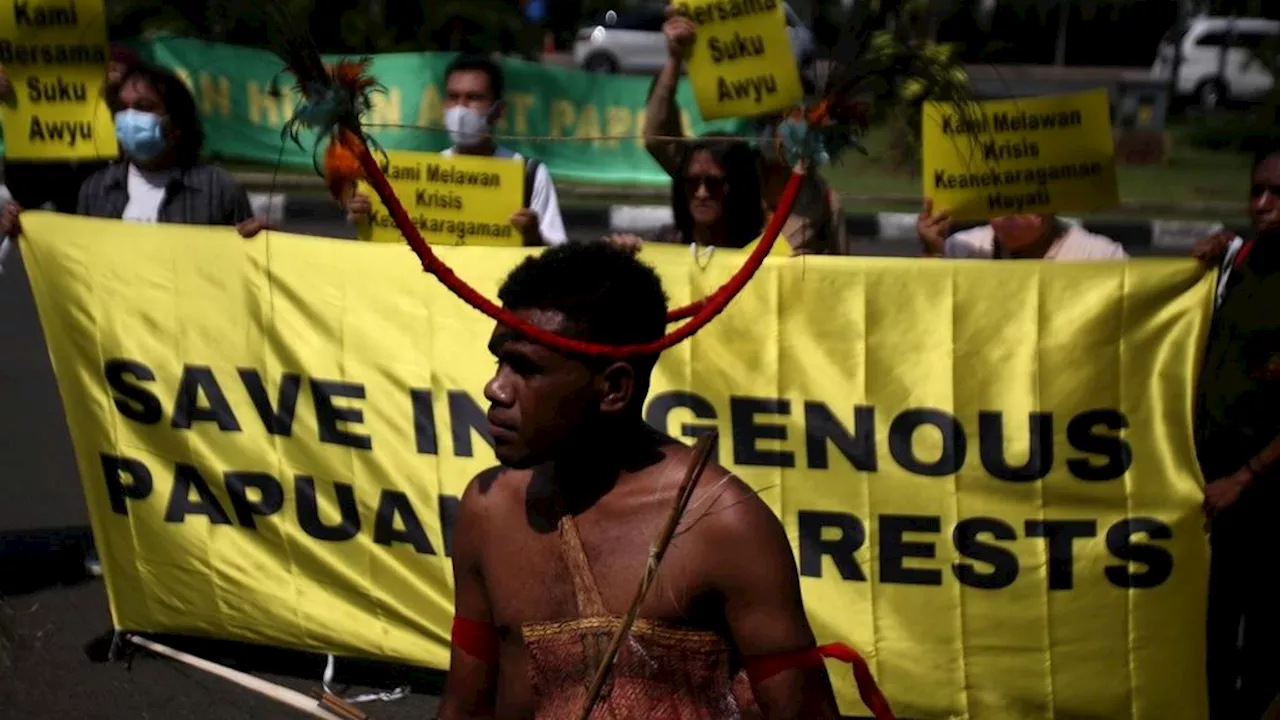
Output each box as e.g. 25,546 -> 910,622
75,162 -> 253,226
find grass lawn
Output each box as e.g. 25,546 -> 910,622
818,122 -> 1253,220
225,121 -> 1254,221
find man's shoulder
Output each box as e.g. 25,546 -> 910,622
460,465 -> 528,506
660,445 -> 777,540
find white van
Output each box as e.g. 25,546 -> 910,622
573,3 -> 815,75
1151,15 -> 1279,109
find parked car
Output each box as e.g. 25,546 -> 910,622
573,3 -> 815,75
1152,15 -> 1279,109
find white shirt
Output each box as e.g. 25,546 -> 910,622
441,146 -> 567,246
945,222 -> 1129,260
120,164 -> 169,223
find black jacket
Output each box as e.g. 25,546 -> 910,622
1196,240 -> 1280,486
75,162 -> 252,226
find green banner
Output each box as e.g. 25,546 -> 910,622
10,38 -> 736,186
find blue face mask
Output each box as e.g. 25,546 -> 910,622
114,109 -> 166,162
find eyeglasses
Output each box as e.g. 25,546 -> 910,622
684,175 -> 727,197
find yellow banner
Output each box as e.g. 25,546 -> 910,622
0,0 -> 119,161
922,89 -> 1119,221
678,0 -> 804,121
22,212 -> 1212,719
355,150 -> 524,245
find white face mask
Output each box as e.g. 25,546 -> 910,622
444,105 -> 491,148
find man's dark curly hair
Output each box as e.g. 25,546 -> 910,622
497,242 -> 669,375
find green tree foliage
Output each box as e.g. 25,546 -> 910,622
842,0 -> 975,171
104,0 -> 530,55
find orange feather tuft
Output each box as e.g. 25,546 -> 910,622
332,58 -> 377,94
806,98 -> 831,126
323,127 -> 366,202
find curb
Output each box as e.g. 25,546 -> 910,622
258,193 -> 1235,250
229,170 -> 1242,219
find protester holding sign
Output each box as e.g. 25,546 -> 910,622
0,62 -> 264,576
438,241 -> 851,719
916,90 -> 1128,260
642,8 -> 847,256
346,55 -> 567,246
607,135 -> 774,255
1195,143 -> 1280,720
353,149 -> 526,246
1,64 -> 263,244
915,198 -> 1126,260
922,90 -> 1120,222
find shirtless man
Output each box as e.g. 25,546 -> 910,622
438,242 -> 849,719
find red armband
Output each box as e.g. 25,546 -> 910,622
743,642 -> 894,720
451,616 -> 498,665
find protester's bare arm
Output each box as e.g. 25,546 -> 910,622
643,8 -> 695,176
699,474 -> 841,719
438,473 -> 499,720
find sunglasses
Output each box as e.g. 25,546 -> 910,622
684,175 -> 727,197
1252,183 -> 1280,199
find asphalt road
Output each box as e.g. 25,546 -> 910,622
0,239 -> 443,719
0,582 -> 445,720
0,212 -> 1176,719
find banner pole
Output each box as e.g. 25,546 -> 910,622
123,634 -> 352,720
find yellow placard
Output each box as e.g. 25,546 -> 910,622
922,89 -> 1119,221
356,150 -> 524,246
21,212 -> 1212,719
0,0 -> 118,161
678,0 -> 804,121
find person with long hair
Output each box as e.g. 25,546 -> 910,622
641,8 -> 848,257
666,136 -> 765,246
1,62 -> 265,241
609,135 -> 781,255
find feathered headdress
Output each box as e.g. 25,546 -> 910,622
266,4 -> 384,202
766,0 -> 982,168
